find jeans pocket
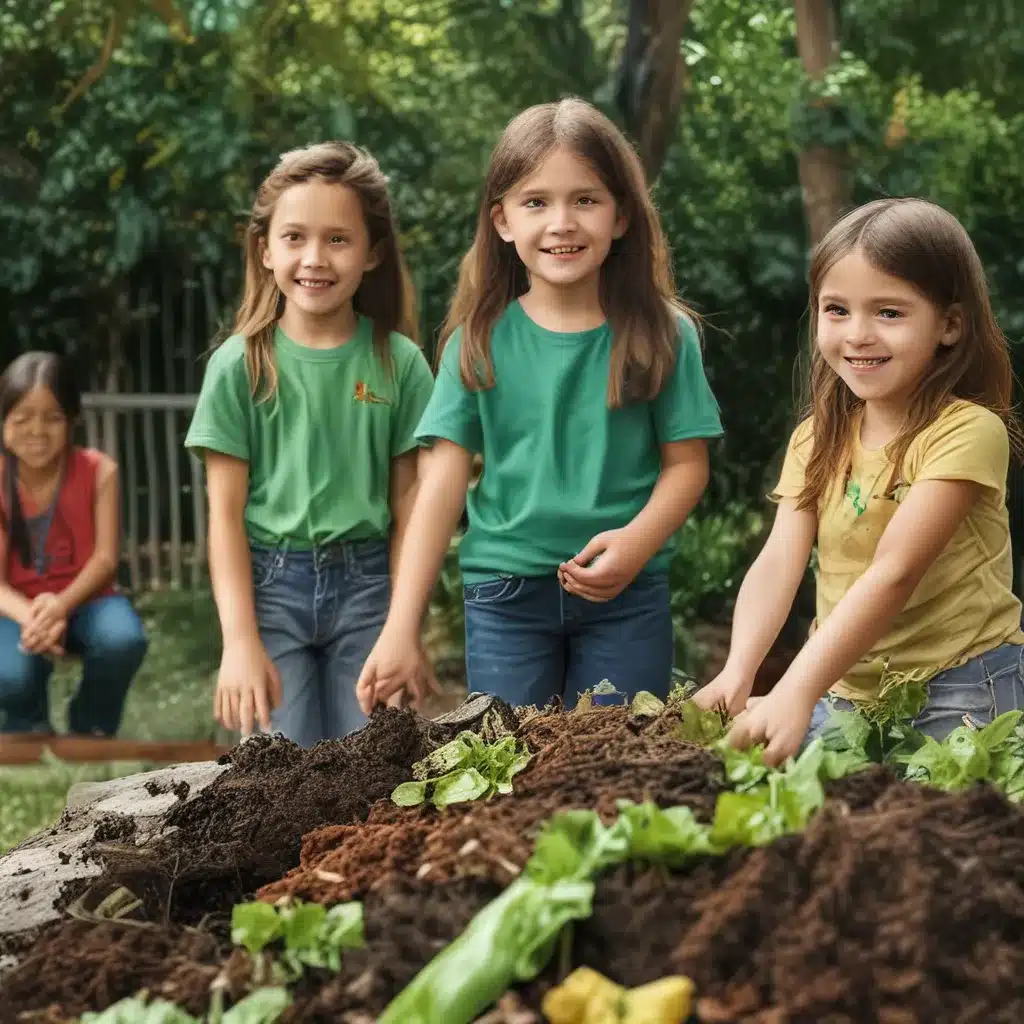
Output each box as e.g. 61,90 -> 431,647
916,661 -> 996,735
351,541 -> 390,580
251,547 -> 281,591
464,577 -> 527,605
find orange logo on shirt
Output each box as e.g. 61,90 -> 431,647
354,381 -> 390,405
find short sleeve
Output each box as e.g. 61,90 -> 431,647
911,402 -> 1009,495
651,316 -> 724,443
413,330 -> 484,453
184,339 -> 251,461
771,419 -> 814,502
390,341 -> 436,458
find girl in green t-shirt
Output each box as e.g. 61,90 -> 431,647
357,98 -> 723,714
696,198 -> 1024,765
186,142 -> 435,747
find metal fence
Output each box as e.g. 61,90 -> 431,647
81,392 -> 205,591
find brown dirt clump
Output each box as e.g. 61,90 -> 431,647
85,707 -> 443,923
258,706 -> 725,904
0,920 -> 226,1020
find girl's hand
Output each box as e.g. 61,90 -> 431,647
725,683 -> 818,767
27,592 -> 66,632
214,636 -> 282,735
558,529 -> 646,603
356,627 -> 439,714
691,665 -> 755,719
20,612 -> 66,657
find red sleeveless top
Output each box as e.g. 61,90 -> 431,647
2,447 -> 116,600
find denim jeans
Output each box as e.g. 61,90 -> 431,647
0,593 -> 148,735
252,540 -> 390,748
806,641 -> 1024,744
463,572 -> 674,711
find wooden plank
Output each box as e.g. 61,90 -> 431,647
0,736 -> 231,766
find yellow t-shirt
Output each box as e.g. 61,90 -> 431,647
774,400 -> 1024,703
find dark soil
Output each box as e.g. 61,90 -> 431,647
6,700 -> 1024,1024
0,919 -> 226,1020
81,707 -> 445,923
259,705 -> 725,902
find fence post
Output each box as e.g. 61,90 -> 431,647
82,394 -> 201,592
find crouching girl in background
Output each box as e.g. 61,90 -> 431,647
0,352 -> 147,737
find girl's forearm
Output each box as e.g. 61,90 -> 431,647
209,515 -> 261,644
386,451 -> 470,636
53,554 -> 118,615
723,550 -> 805,680
622,445 -> 709,563
0,583 -> 32,626
774,556 -> 916,704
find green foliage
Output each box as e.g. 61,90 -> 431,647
899,711 -> 1024,800
391,731 -> 532,809
230,899 -> 365,976
78,988 -> 291,1024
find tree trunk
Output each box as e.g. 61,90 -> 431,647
794,0 -> 848,245
615,0 -> 694,182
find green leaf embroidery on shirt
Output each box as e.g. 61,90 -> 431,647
846,480 -> 867,516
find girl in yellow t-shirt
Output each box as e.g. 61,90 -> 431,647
696,197 -> 1024,765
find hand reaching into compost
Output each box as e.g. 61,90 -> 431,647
558,528 -> 646,603
214,635 -> 282,735
356,626 -> 439,714
691,664 -> 755,719
725,682 -> 817,767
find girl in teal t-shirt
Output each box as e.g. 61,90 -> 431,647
357,98 -> 723,714
185,142 -> 434,747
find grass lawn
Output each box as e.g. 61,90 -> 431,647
0,589 -> 223,854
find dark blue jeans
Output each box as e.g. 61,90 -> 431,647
0,594 -> 148,735
252,540 -> 390,748
463,572 -> 674,710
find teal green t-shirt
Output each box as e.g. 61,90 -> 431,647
414,300 -> 723,583
185,317 -> 435,548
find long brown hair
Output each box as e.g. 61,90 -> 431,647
0,352 -> 80,569
441,97 -> 691,407
797,197 -> 1023,510
230,141 -> 418,402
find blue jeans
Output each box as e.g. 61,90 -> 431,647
463,573 -> 674,710
806,641 -> 1024,744
252,540 -> 390,747
0,594 -> 147,736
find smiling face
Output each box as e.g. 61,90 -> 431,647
2,385 -> 69,473
816,250 -> 962,415
261,179 -> 379,327
491,145 -> 627,296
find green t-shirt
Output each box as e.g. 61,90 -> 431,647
415,300 -> 723,583
185,317 -> 434,548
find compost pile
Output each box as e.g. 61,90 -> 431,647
4,699 -> 1024,1024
